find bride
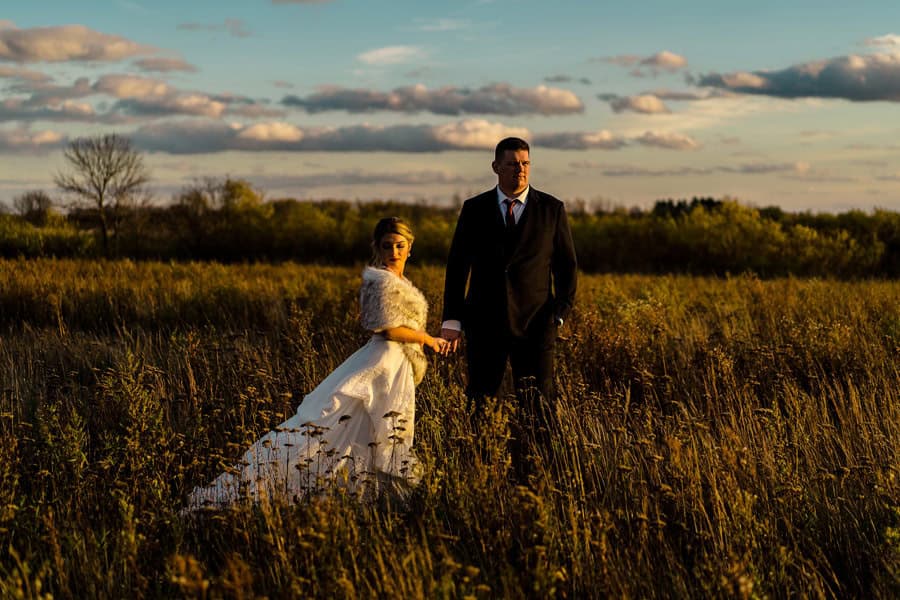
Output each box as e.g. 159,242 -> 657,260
187,217 -> 448,507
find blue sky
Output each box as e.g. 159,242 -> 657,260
2,0 -> 900,212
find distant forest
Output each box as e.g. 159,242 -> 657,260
3,177 -> 900,277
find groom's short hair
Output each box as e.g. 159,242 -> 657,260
495,137 -> 530,161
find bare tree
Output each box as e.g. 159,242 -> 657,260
13,190 -> 54,225
55,134 -> 150,254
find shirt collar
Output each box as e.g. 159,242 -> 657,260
496,185 -> 529,206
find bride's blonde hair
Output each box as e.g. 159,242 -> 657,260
370,217 -> 415,265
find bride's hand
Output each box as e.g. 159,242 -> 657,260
425,336 -> 449,354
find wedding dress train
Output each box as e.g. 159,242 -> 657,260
187,267 -> 426,508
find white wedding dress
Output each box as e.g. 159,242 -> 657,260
187,267 -> 426,508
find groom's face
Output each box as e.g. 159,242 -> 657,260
493,149 -> 530,196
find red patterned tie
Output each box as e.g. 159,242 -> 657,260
504,198 -> 517,228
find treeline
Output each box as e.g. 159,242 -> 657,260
2,180 -> 900,277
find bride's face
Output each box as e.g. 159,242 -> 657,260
378,233 -> 411,275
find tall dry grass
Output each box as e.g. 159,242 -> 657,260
1,258 -> 898,598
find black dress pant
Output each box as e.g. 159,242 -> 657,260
464,324 -> 556,402
464,322 -> 557,477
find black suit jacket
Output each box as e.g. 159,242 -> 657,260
442,187 -> 577,339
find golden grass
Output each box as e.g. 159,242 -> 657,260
1,258 -> 898,598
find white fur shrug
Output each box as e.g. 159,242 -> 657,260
359,266 -> 429,384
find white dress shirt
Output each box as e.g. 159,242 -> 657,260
498,185 -> 528,225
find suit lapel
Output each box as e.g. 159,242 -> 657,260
489,191 -> 506,230
517,188 -> 535,231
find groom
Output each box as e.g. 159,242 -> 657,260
440,137 -> 577,445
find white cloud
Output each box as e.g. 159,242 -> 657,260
0,24 -> 153,62
699,52 -> 900,101
283,83 -> 584,115
536,129 -> 699,151
609,94 -> 671,114
534,130 -> 628,150
0,98 -> 108,123
131,118 -> 529,154
169,94 -> 226,117
4,72 -> 277,122
29,130 -> 63,145
641,51 -> 687,70
863,34 -> 900,47
706,71 -> 769,90
236,122 -> 304,142
634,130 -> 700,150
0,65 -> 52,83
113,94 -> 226,119
599,50 -> 688,77
9,77 -> 94,108
57,100 -> 95,117
649,88 -> 733,101
94,74 -> 172,99
432,119 -> 530,149
357,46 -> 424,66
599,54 -> 641,67
0,127 -> 65,153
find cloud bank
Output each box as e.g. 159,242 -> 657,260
607,94 -> 671,114
0,98 -> 112,124
0,24 -> 153,62
0,65 -> 52,83
534,130 -> 628,150
4,73 -> 280,122
0,127 -> 66,153
863,34 -> 900,47
131,118 -> 531,154
699,52 -> 900,101
535,129 -> 699,150
283,83 -> 584,116
641,51 -> 688,70
634,131 -> 700,150
128,118 -> 700,155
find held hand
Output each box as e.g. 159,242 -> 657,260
440,328 -> 461,354
425,335 -> 450,354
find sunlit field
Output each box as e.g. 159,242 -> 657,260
1,258 -> 898,598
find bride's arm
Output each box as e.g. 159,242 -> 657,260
380,326 -> 447,352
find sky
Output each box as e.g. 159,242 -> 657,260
2,0 -> 900,213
